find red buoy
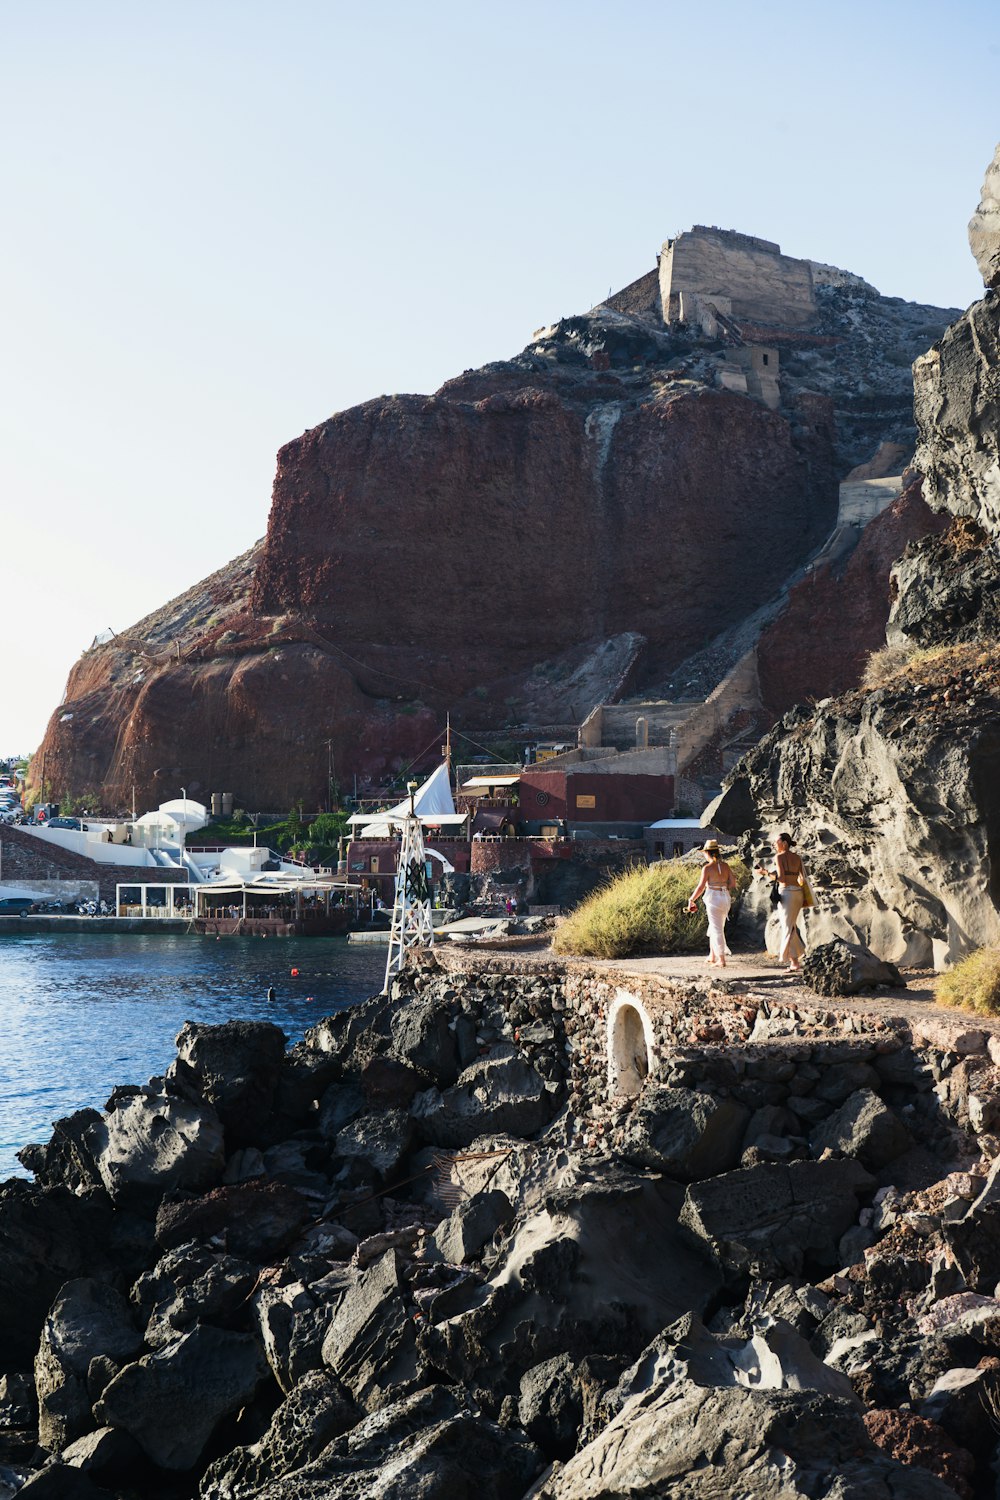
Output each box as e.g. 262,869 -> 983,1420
290,968 -> 299,977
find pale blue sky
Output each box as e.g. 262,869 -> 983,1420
1,0 -> 997,752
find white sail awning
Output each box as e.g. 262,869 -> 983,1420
348,763 -> 459,832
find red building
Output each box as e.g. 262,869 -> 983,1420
518,748 -> 674,837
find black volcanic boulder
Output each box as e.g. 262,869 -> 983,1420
618,1085 -> 749,1179
810,1088 -> 912,1172
680,1158 -> 874,1277
211,1383 -> 542,1500
538,1325 -> 955,1498
410,1045 -> 557,1148
803,939 -> 904,997
0,1182 -> 116,1371
320,1249 -> 424,1411
93,1324 -> 267,1470
154,1180 -> 311,1259
200,1369 -> 358,1499
35,1279 -> 142,1453
17,1109 -> 104,1193
167,1020 -> 288,1146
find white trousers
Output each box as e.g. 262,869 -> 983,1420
703,887 -> 732,960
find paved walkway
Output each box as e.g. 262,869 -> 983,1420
444,937 -> 1000,1041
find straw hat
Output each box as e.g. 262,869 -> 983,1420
702,839 -> 721,855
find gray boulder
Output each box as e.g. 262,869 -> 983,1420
140,1253 -> 259,1350
208,1384 -> 542,1500
803,939 -> 904,997
60,1426 -> 143,1485
168,1020 -> 288,1146
15,1465 -> 115,1499
618,1086 -> 749,1179
254,1272 -> 352,1394
411,1045 -> 557,1148
334,1110 -> 414,1182
320,1249 -> 424,1410
94,1325 -> 266,1469
389,996 -> 459,1086
944,1155 -> 1000,1290
430,1189 -> 513,1265
17,1111 -> 104,1194
316,1081 -> 366,1141
0,1183 -> 116,1371
423,1169 -> 722,1397
85,1092 -> 225,1206
969,141 -> 1000,289
518,1354 -> 582,1459
536,1380 -> 956,1498
810,1088 -> 913,1171
200,1369 -> 358,1499
35,1280 -> 142,1453
680,1158 -> 875,1277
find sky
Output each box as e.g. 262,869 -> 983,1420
1,0 -> 997,755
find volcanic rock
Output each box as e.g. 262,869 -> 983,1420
430,1188 -> 514,1266
85,1092 -> 225,1207
810,1088 -> 912,1172
154,1179 -> 310,1259
617,1084 -> 749,1179
199,1369 -> 358,1500
802,938 -> 905,997
168,1020 -> 288,1147
213,1384 -> 543,1500
0,1183 -> 116,1371
423,1168 -> 722,1399
538,1313 -> 954,1498
411,1045 -> 557,1148
968,142 -> 1000,289
333,1109 -> 414,1183
679,1158 -> 874,1277
93,1324 -> 267,1470
320,1248 -> 424,1411
34,1280 -> 141,1453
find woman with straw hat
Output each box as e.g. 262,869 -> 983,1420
686,839 -> 736,967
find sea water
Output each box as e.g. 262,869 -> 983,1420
0,932 -> 387,1181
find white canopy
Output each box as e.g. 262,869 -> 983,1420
348,763 -> 459,832
461,775 -> 520,789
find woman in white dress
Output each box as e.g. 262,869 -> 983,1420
757,831 -> 806,971
687,840 -> 737,967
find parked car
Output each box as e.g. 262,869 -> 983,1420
45,817 -> 82,830
0,897 -> 33,915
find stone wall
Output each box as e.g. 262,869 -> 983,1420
0,826 -> 187,904
660,227 -> 818,330
432,951 -> 999,1169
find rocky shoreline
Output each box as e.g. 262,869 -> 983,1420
3,953 -> 1000,1497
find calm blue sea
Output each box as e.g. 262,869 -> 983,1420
0,932 -> 387,1181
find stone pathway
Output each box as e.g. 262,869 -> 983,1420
443,938 -> 1000,1049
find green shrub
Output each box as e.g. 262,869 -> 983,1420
309,811 -> 349,844
551,857 -> 750,960
936,947 -> 1000,1015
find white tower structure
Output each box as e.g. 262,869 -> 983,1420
382,782 -> 435,993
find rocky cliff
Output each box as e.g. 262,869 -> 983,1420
713,146 -> 1000,968
31,240 -> 958,812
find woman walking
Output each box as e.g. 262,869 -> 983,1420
687,839 -> 737,967
757,832 -> 806,971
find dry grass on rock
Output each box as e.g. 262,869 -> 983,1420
936,946 -> 1000,1016
551,857 -> 750,960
